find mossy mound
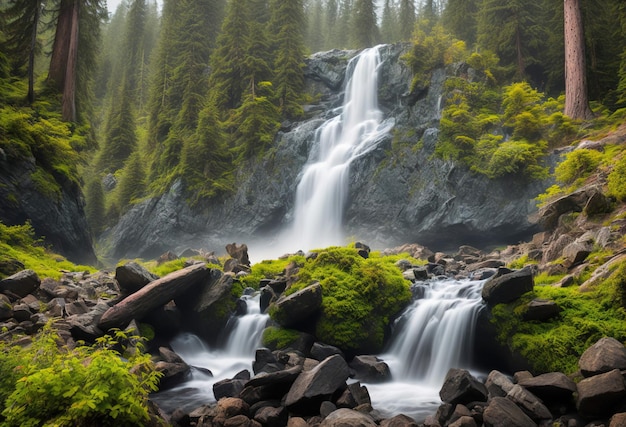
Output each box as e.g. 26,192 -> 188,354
278,246 -> 413,355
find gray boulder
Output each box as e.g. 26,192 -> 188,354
576,369 -> 626,419
485,370 -> 515,399
320,409 -> 377,427
483,396 -> 537,427
0,269 -> 40,298
578,337 -> 626,377
439,368 -> 488,405
284,354 -> 350,413
518,372 -> 576,402
348,355 -> 391,383
115,261 -> 159,294
523,299 -> 561,321
506,384 -> 552,422
270,282 -> 323,328
481,267 -> 534,306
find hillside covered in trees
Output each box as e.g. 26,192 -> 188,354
1,0 -> 626,259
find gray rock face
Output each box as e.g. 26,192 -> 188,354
481,267 -> 534,306
482,397 -> 537,427
576,369 -> 626,419
0,157 -> 96,265
101,44 -> 552,260
115,261 -> 159,294
0,269 -> 40,298
271,282 -> 322,328
439,368 -> 488,406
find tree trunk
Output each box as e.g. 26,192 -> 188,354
61,0 -> 79,122
564,0 -> 593,120
48,0 -> 74,90
27,1 -> 42,104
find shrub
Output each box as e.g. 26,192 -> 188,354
0,323 -> 161,426
607,153 -> 626,201
261,326 -> 302,350
555,148 -> 604,185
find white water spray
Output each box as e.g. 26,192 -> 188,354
366,278 -> 487,420
287,45 -> 394,252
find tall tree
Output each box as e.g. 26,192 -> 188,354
336,0 -> 353,49
324,0 -> 339,49
116,151 -> 146,212
350,0 -> 379,48
398,0 -> 415,41
270,0 -> 306,118
380,0 -> 399,43
84,176 -> 106,236
564,0 -> 593,119
442,0 -> 477,46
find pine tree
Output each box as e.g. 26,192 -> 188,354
306,0 -> 325,53
85,176 -> 106,236
116,151 -> 146,212
398,0 -> 415,41
380,0 -> 398,43
336,0 -> 353,49
324,0 -> 339,49
442,0 -> 477,46
350,0 -> 379,48
270,0 -> 306,119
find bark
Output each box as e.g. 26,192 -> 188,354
48,0 -> 74,90
61,0 -> 79,121
27,1 -> 42,104
564,0 -> 593,120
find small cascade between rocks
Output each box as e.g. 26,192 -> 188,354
151,294 -> 268,413
278,45 -> 394,254
366,278 -> 487,420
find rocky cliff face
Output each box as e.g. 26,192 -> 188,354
101,43 -> 552,260
0,157 -> 97,265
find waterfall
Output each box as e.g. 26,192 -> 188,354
287,45 -> 394,251
366,278 -> 487,420
151,294 -> 268,413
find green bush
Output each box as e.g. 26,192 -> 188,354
261,326 -> 302,350
607,153 -> 626,201
280,246 -> 412,354
0,323 -> 161,426
555,148 -> 604,185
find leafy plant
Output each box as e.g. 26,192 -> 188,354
607,152 -> 626,201
0,323 -> 162,426
555,148 -> 604,185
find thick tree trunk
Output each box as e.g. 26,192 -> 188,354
61,0 -> 79,122
48,0 -> 73,90
564,0 -> 593,120
27,1 -> 42,104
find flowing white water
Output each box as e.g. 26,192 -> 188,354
366,278 -> 487,421
150,294 -> 268,413
285,45 -> 394,252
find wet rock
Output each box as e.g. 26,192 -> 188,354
481,267 -> 534,306
483,396 -> 536,427
270,282 -> 323,328
311,342 -> 344,361
576,369 -> 626,419
214,377 -> 247,400
439,368 -> 488,405
518,372 -> 577,403
285,354 -> 350,413
0,269 -> 40,298
379,413 -> 420,427
115,261 -> 159,294
320,408 -> 377,427
348,355 -> 391,383
579,337 -> 626,377
506,384 -> 552,421
155,360 -> 191,390
336,381 -> 371,408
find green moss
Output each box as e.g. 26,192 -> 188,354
261,326 -> 302,350
278,246 -> 412,354
507,254 -> 538,269
490,259 -> 626,374
239,255 -> 305,289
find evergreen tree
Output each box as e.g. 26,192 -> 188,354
476,0 -> 547,80
350,0 -> 379,48
84,176 -> 106,236
442,0 -> 477,46
380,0 -> 399,43
270,0 -> 306,119
116,151 -> 146,212
419,0 -> 437,29
306,0 -> 324,53
398,0 -> 415,41
564,0 -> 592,119
325,0 -> 339,49
336,0 -> 353,49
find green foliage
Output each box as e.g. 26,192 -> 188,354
554,148 -> 604,185
239,255 -> 306,289
116,152 -> 146,212
491,260 -> 626,374
607,152 -> 626,201
261,326 -> 302,350
278,246 -> 412,353
0,323 -> 161,426
0,221 -> 95,280
438,79 -> 577,179
84,176 -> 106,236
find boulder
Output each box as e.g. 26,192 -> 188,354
320,409 -> 377,427
311,342 -> 344,361
348,355 -> 391,383
576,369 -> 626,419
439,368 -> 488,405
379,414 -> 420,427
448,416 -> 477,427
213,397 -> 250,424
0,294 -> 13,321
270,282 -> 323,328
154,360 -> 191,390
523,299 -> 561,321
517,372 -> 576,402
482,396 -> 536,427
579,337 -> 626,377
226,243 -> 250,266
98,263 -> 211,331
610,413 -> 626,427
284,354 -> 350,413
0,269 -> 40,298
67,300 -> 109,341
485,370 -> 515,399
253,405 -> 287,427
562,240 -> 592,268
336,382 -> 371,408
481,267 -> 534,306
506,384 -> 552,421
115,261 -> 159,294
213,377 -> 247,400
535,186 -> 602,230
